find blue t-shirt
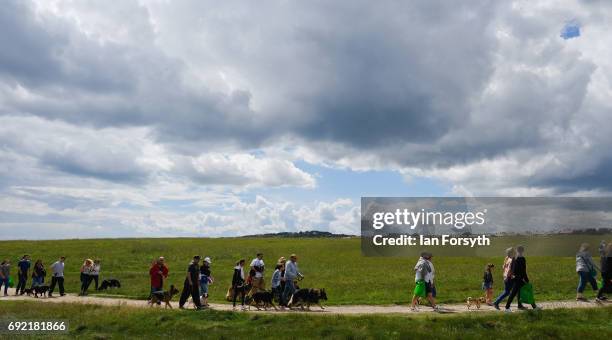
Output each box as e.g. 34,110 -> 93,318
18,259 -> 31,273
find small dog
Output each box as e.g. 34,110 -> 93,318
466,296 -> 486,309
288,288 -> 327,310
98,279 -> 121,290
149,285 -> 180,309
245,291 -> 278,311
23,288 -> 35,297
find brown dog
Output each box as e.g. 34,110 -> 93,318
149,285 -> 180,309
466,296 -> 486,310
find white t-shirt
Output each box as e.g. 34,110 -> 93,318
91,264 -> 100,276
250,258 -> 265,278
51,261 -> 64,277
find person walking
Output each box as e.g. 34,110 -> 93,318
411,252 -> 438,311
49,257 -> 65,297
199,257 -> 212,307
504,246 -> 539,312
232,259 -> 247,311
179,256 -> 203,310
16,255 -> 31,295
596,243 -> 612,302
79,259 -> 94,296
576,243 -> 600,301
493,247 -> 515,309
282,254 -> 303,308
89,259 -> 101,291
271,263 -> 283,303
148,257 -> 168,304
31,259 -> 46,287
248,253 -> 265,296
483,264 -> 494,305
0,259 -> 10,296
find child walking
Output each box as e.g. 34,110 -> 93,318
483,263 -> 494,305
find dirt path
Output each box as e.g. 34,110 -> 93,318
1,288 -> 609,315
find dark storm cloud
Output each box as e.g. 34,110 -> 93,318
1,0 -> 612,194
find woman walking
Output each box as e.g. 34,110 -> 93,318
200,257 -> 212,307
0,259 -> 10,296
31,260 -> 46,287
79,259 -> 94,296
232,259 -> 246,311
411,252 -> 438,311
596,243 -> 612,302
576,243 -> 600,301
90,259 -> 101,291
493,247 -> 514,310
504,246 -> 539,312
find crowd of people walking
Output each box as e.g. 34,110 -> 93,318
409,240 -> 612,313
1,240 -> 610,314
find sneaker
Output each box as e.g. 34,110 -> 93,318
517,305 -> 527,310
493,303 -> 500,310
576,297 -> 588,302
504,308 -> 512,313
432,305 -> 440,312
60,294 -> 65,297
595,297 -> 603,304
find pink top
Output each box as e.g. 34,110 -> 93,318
502,256 -> 513,280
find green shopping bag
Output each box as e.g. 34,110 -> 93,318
8,276 -> 14,288
413,280 -> 426,298
519,282 -> 535,305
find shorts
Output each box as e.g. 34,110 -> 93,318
482,282 -> 493,290
199,282 -> 209,296
425,282 -> 433,294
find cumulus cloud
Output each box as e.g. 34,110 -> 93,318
2,0 -> 612,238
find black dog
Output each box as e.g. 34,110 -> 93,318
288,288 -> 328,310
23,288 -> 35,297
97,279 -> 121,290
245,291 -> 278,311
33,285 -> 50,298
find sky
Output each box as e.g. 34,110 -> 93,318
1,0 -> 612,239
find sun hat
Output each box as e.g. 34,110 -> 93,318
204,257 -> 211,264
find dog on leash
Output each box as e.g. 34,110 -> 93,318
149,285 -> 180,309
24,286 -> 50,298
466,296 -> 486,309
245,291 -> 278,311
98,279 -> 121,290
287,288 -> 327,310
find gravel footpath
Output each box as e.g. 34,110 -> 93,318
1,288 -> 610,315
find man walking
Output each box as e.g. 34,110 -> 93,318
49,256 -> 66,297
282,254 -> 303,307
179,255 -> 203,310
249,253 -> 265,296
16,255 -> 31,295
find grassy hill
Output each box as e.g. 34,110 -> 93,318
2,235 -> 610,305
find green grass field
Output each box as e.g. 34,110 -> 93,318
1,301 -> 611,339
0,235 -> 609,305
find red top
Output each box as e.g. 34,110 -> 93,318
149,264 -> 168,288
